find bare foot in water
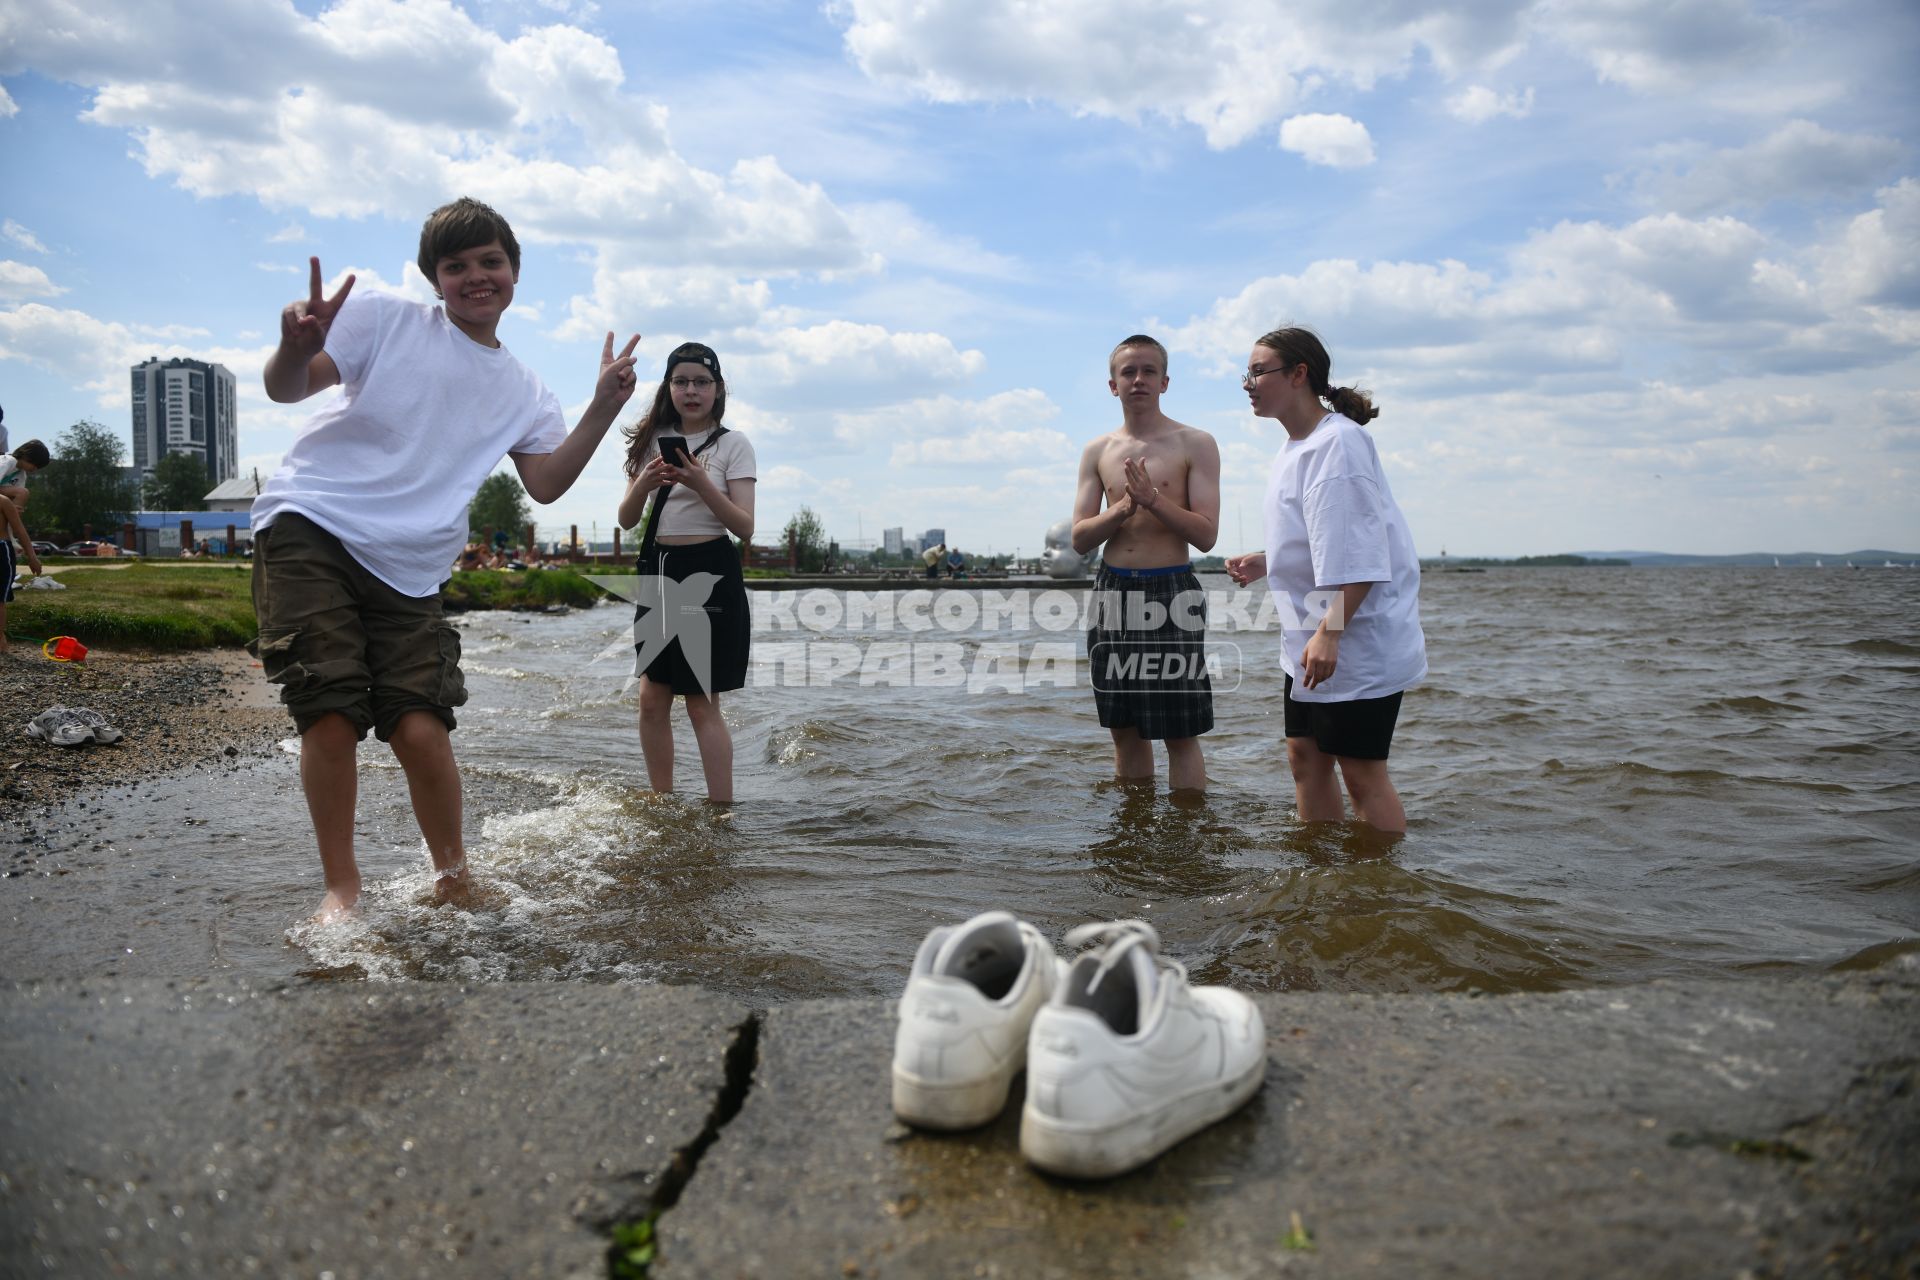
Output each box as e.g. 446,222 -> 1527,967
311,885 -> 360,923
431,861 -> 470,906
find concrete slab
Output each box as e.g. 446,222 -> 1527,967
657,969 -> 1919,1279
0,979 -> 752,1279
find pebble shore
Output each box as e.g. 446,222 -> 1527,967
1,646 -> 285,821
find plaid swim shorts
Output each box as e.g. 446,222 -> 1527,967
1087,564 -> 1214,741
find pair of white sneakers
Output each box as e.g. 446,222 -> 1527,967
891,911 -> 1267,1178
25,705 -> 123,747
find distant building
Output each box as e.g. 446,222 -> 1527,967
128,509 -> 253,557
204,473 -> 265,513
922,527 -> 945,550
131,356 -> 238,485
883,526 -> 904,556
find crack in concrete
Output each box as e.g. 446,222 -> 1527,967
603,1009 -> 763,1276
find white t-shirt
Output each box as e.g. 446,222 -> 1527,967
253,291 -> 567,597
1263,413 -> 1427,702
639,426 -> 756,538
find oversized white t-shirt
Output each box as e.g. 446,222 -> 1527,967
637,425 -> 756,538
1263,413 -> 1427,702
252,291 -> 567,597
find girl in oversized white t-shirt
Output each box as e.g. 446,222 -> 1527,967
1225,327 -> 1425,834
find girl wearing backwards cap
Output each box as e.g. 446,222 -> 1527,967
618,343 -> 758,802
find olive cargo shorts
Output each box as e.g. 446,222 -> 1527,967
250,513 -> 466,742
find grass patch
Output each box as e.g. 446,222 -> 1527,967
8,563 -> 258,649
1668,1130 -> 1814,1162
441,567 -> 607,611
7,563 -> 622,650
608,1214 -> 658,1278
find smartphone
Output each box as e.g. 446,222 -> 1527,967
656,435 -> 689,467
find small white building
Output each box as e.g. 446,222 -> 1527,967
204,474 -> 264,513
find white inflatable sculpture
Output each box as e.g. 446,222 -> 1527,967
1040,519 -> 1087,579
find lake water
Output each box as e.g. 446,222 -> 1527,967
9,567 -> 1918,998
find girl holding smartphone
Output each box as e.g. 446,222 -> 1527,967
618,342 -> 757,801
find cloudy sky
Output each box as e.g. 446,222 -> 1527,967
2,0 -> 1916,557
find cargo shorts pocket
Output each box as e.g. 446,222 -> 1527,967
253,626 -> 317,690
432,622 -> 469,708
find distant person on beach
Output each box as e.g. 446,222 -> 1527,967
618,342 -> 756,803
1,439 -> 48,650
1225,327 -> 1425,834
252,196 -> 641,921
1072,334 -> 1221,793
1,436 -> 48,513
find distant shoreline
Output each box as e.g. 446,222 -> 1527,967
1424,551 -> 1920,568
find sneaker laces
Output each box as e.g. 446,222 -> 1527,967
1064,919 -> 1188,995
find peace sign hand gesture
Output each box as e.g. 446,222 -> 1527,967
280,257 -> 356,358
594,332 -> 642,410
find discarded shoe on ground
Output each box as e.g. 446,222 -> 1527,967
1020,919 -> 1267,1178
25,705 -> 123,747
893,910 -> 1065,1129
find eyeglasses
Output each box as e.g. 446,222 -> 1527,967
1242,363 -> 1295,389
670,377 -> 716,391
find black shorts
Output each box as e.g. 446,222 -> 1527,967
634,536 -> 750,695
1,539 -> 15,603
1087,564 -> 1213,741
1283,674 -> 1403,760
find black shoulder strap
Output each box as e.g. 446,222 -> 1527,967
637,427 -> 730,563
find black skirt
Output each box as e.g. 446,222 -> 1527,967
633,536 -> 751,695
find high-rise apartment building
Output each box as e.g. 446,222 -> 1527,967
130,356 -> 238,485
883,527 -> 904,556
922,527 -> 946,549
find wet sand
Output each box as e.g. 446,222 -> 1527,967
2,646 -> 284,824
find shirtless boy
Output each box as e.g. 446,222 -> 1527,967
1071,335 -> 1222,792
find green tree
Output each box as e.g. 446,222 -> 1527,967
28,420 -> 138,542
783,505 -> 828,572
142,450 -> 211,511
469,470 -> 531,544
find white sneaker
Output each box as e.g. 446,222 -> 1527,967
26,706 -> 94,747
892,911 -> 1065,1130
1020,920 -> 1266,1178
69,707 -> 123,744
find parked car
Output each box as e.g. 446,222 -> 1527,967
61,541 -> 106,556
30,540 -> 60,556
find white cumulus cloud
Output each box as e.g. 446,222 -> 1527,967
1638,120 -> 1906,214
832,0 -> 1535,149
1278,114 -> 1376,168
0,262 -> 64,301
4,221 -> 48,254
1447,85 -> 1535,123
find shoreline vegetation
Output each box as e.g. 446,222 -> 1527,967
11,550 -> 1910,655
1425,553 -> 1630,567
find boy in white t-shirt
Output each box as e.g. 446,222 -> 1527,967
252,197 -> 640,921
